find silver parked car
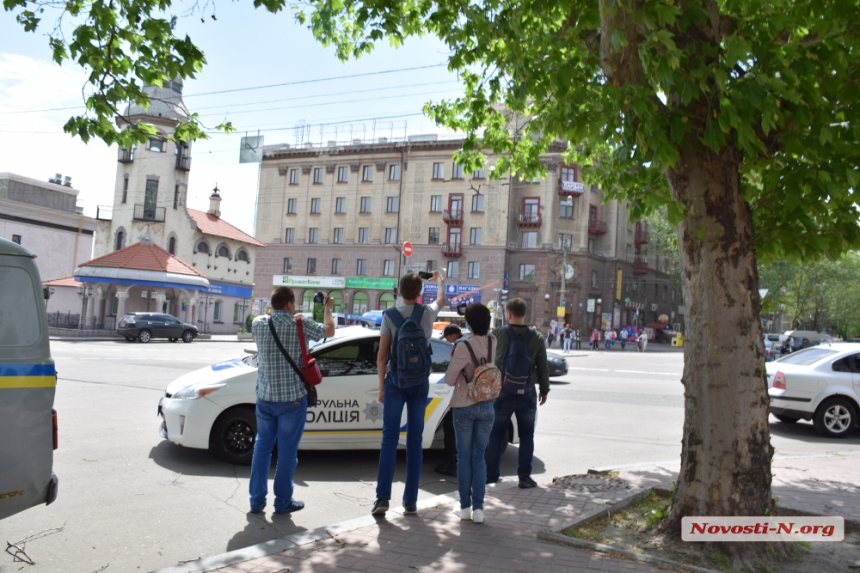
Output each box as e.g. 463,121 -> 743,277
767,343 -> 860,438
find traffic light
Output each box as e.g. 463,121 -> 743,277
500,289 -> 508,302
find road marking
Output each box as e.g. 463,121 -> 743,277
616,370 -> 681,376
566,367 -> 610,372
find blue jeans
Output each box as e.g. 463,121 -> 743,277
486,385 -> 537,482
453,402 -> 494,510
249,397 -> 307,512
376,378 -> 429,504
563,337 -> 572,351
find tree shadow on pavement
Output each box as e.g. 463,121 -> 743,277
226,511 -> 308,552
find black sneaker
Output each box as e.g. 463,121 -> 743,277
434,463 -> 457,477
518,476 -> 538,489
371,499 -> 389,516
403,503 -> 418,515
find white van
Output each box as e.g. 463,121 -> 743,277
0,237 -> 59,520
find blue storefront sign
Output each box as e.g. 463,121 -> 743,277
421,283 -> 481,305
206,282 -> 254,298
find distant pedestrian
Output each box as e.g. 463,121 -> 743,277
591,328 -> 600,350
604,329 -> 612,350
574,330 -> 582,350
563,326 -> 573,352
619,328 -> 628,350
546,328 -> 555,349
435,323 -> 465,477
637,331 -> 648,352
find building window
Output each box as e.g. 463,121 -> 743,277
333,227 -> 344,244
452,163 -> 464,179
560,201 -> 574,219
383,260 -> 395,276
362,165 -> 373,182
519,264 -> 535,280
289,169 -> 300,185
655,283 -> 659,297
672,289 -> 676,302
335,197 -> 346,213
308,228 -> 319,243
384,227 -> 397,244
432,162 -> 445,179
122,176 -> 129,203
386,196 -> 399,213
307,258 -> 317,274
522,197 -> 540,222
287,198 -> 297,215
522,231 -> 537,249
329,258 -> 340,275
472,168 -> 486,179
471,194 -> 484,212
388,164 -> 401,181
352,291 -> 368,313
310,198 -> 321,214
168,236 -> 176,255
428,227 -> 440,244
285,228 -> 295,243
468,261 -> 480,279
642,279 -> 647,294
447,261 -> 459,278
148,137 -> 166,153
470,228 -> 482,245
448,227 -> 462,248
114,230 -> 124,251
588,237 -> 595,254
558,233 -> 572,251
626,244 -> 632,261
217,245 -> 230,258
196,241 -> 210,255
283,258 -> 292,273
356,259 -> 367,275
426,260 -> 436,272
664,285 -> 668,300
213,300 -> 222,321
561,165 -> 577,183
337,166 -> 348,183
173,184 -> 180,209
144,179 -> 159,219
591,271 -> 598,288
11,234 -> 21,245
360,196 -> 371,213
313,167 -> 323,184
358,228 -> 369,243
430,195 -> 442,212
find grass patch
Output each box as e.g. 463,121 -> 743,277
562,489 -> 672,543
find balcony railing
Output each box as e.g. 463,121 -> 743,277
517,212 -> 542,227
588,219 -> 607,235
558,179 -> 585,196
441,242 -> 463,257
442,209 -> 464,225
635,226 -> 649,244
175,155 -> 192,171
133,204 -> 166,223
95,205 -> 113,221
634,256 -> 648,275
118,148 -> 134,163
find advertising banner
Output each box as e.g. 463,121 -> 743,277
272,275 -> 346,289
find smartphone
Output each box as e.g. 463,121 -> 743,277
418,272 -> 433,280
312,291 -> 325,323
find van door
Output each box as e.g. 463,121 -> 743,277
0,242 -> 58,521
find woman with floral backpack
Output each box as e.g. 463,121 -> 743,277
444,303 -> 498,524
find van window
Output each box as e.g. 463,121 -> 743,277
0,266 -> 41,347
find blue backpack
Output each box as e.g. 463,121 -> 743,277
500,325 -> 535,396
384,305 -> 432,389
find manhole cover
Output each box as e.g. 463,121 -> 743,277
552,471 -> 631,492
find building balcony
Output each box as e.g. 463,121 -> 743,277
441,242 -> 463,257
175,155 -> 192,171
634,256 -> 648,275
95,205 -> 113,221
133,204 -> 166,223
517,212 -> 542,227
635,225 -> 649,244
588,219 -> 607,235
558,179 -> 585,197
118,148 -> 134,163
442,209 -> 464,225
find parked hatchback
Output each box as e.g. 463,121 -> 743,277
117,313 -> 198,343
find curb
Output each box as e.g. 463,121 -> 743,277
147,481 -> 519,573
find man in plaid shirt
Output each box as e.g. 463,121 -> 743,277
250,286 -> 334,514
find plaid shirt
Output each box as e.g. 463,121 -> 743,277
252,311 -> 325,402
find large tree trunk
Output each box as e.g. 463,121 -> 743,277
664,144 -> 774,537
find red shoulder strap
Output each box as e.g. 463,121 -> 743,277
296,315 -> 309,365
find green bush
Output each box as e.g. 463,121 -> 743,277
245,313 -> 258,331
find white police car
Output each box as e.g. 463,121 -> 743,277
158,327 -> 520,464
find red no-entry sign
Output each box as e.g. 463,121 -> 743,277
403,241 -> 413,257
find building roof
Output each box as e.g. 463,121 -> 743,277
80,242 -> 206,277
186,208 -> 266,247
43,276 -> 82,288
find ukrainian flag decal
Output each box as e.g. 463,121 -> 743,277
0,364 -> 57,389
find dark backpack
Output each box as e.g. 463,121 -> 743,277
500,325 -> 535,396
384,305 -> 431,389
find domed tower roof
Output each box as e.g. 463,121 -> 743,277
123,77 -> 190,123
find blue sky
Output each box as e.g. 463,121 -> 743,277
0,3 -> 461,234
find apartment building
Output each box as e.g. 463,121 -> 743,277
254,134 -> 681,331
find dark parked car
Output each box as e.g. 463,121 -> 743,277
117,313 -> 198,343
548,354 -> 569,378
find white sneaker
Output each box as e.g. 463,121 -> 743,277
472,509 -> 484,524
454,507 -> 472,520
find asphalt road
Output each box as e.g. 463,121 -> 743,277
2,341 -> 859,573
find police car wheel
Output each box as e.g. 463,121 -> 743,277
211,407 -> 256,465
138,329 -> 152,343
181,330 -> 194,343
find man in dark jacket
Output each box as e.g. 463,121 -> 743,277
486,298 -> 550,488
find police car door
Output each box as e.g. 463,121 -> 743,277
304,336 -> 382,448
